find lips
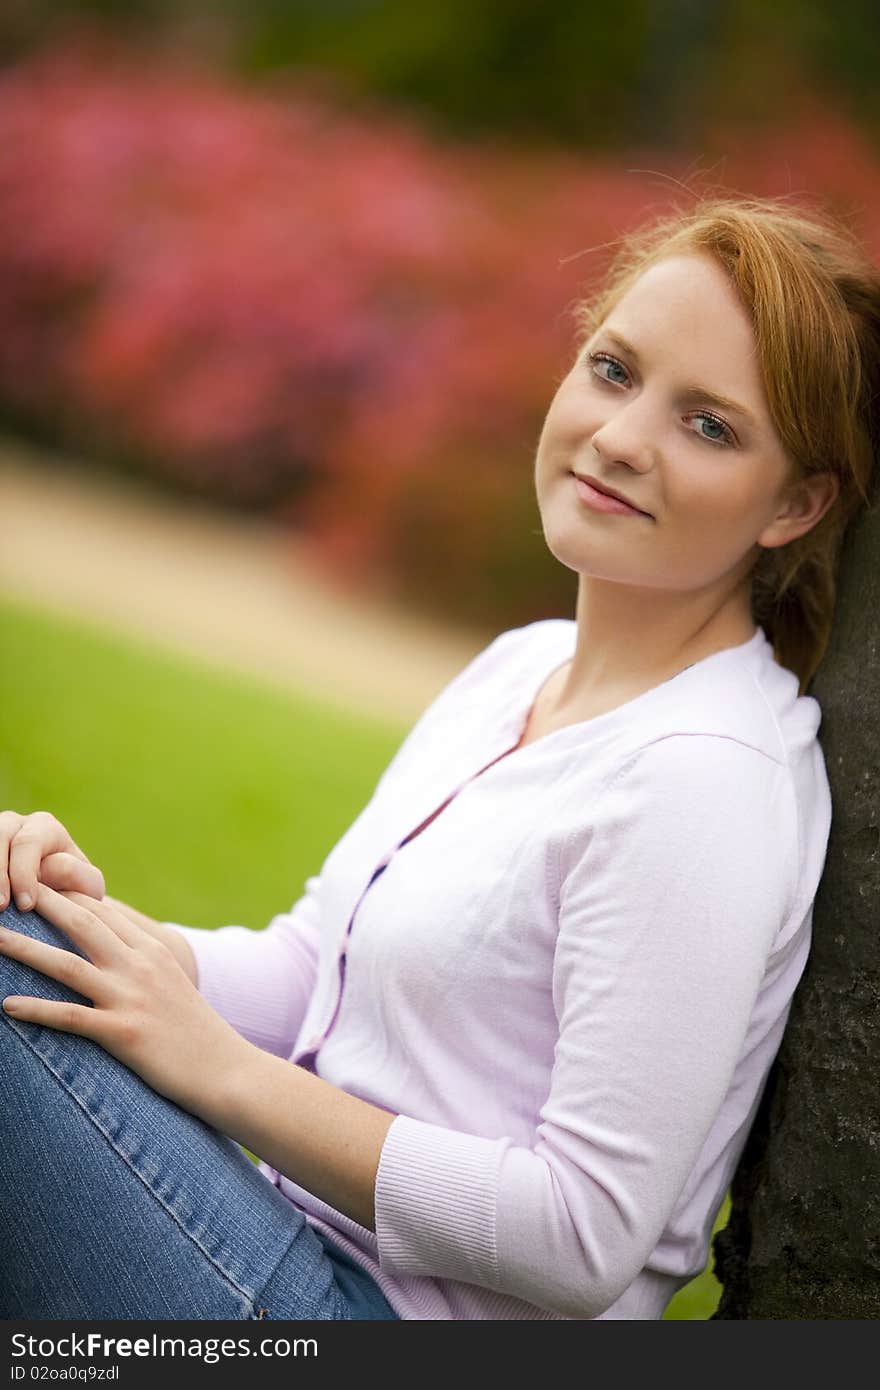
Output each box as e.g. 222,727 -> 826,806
572,472 -> 651,517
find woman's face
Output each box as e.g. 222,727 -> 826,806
534,252 -> 801,595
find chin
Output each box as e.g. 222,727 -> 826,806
539,522 -> 600,576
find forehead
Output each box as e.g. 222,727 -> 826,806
607,252 -> 757,359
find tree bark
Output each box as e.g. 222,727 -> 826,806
712,509 -> 880,1318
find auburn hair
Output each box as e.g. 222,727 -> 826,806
571,193 -> 880,694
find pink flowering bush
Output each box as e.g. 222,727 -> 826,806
1,32 -> 878,627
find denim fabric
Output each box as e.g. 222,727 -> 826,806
0,903 -> 400,1321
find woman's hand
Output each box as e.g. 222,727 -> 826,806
0,885 -> 248,1121
0,810 -> 198,987
0,811 -> 105,913
101,894 -> 199,986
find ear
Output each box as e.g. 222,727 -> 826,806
757,469 -> 840,550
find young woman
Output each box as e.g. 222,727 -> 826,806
1,193 -> 878,1321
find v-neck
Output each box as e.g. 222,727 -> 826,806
369,623 -> 767,863
504,623 -> 767,758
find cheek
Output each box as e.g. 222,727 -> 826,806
673,470 -> 764,536
536,396 -> 586,473
660,475 -> 763,580
552,382 -> 588,433
666,464 -> 742,521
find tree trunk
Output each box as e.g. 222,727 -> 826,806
712,509 -> 880,1318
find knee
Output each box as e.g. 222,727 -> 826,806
1,899 -> 78,950
1,900 -> 38,934
0,901 -> 90,1004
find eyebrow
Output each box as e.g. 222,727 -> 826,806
598,329 -> 760,430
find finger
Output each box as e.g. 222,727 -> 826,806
0,812 -> 25,909
57,889 -> 146,951
9,813 -> 72,911
32,884 -> 129,963
41,852 -> 106,901
2,993 -> 100,1039
0,924 -> 103,999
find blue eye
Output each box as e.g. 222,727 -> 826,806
585,350 -> 737,449
588,351 -> 629,387
690,413 -> 736,447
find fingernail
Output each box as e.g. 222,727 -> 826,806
17,894 -> 33,911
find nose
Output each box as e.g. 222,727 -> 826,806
589,394 -> 659,475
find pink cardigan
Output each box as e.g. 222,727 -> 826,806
172,620 -> 831,1319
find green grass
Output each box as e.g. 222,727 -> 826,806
0,595 -> 407,930
0,594 -> 725,1318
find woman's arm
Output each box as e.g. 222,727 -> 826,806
0,882 -> 391,1235
204,1046 -> 397,1232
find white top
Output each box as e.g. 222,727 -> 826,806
173,619 -> 832,1319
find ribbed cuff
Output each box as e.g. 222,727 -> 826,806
374,1113 -> 510,1285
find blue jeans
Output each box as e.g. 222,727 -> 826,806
0,903 -> 400,1321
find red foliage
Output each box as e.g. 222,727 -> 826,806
1,34 -> 878,624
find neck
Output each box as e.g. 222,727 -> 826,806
557,575 -> 756,712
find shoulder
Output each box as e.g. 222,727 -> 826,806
369,619 -> 571,793
433,618 -> 573,706
601,635 -> 830,837
471,617 -> 574,670
598,633 -> 803,775
558,732 -> 801,949
559,729 -> 797,884
558,729 -> 796,876
600,731 -> 789,811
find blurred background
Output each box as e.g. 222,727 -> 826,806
2,0 -> 878,1319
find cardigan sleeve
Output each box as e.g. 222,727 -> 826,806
372,733 -> 799,1318
167,875 -> 322,1059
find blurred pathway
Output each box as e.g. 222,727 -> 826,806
0,436 -> 489,725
